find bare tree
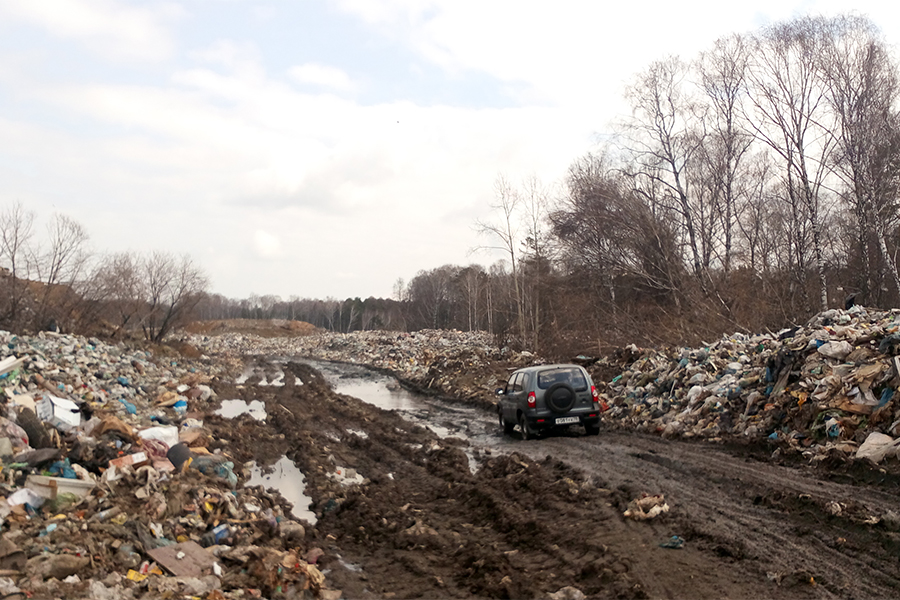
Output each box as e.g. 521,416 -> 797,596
623,56 -> 706,279
141,252 -> 209,342
0,202 -> 34,326
26,213 -> 91,330
88,251 -> 144,337
744,18 -> 835,310
555,153 -> 686,305
696,34 -> 754,274
475,175 -> 526,344
817,14 -> 900,302
521,175 -> 551,349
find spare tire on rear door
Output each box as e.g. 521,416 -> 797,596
545,383 -> 576,413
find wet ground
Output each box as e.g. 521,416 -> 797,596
210,358 -> 900,599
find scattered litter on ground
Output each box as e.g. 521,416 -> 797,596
0,329 -> 338,599
624,493 -> 670,520
659,535 -> 685,549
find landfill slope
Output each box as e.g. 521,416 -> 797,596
599,305 -> 900,464
0,331 -> 342,599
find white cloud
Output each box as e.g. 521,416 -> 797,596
189,40 -> 264,77
0,0 -> 183,62
253,230 -> 282,258
333,0 -> 900,110
287,63 -> 357,92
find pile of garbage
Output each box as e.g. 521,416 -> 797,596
0,330 -> 335,599
194,329 -> 530,404
598,306 -> 900,463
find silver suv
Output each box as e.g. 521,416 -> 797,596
497,364 -> 602,439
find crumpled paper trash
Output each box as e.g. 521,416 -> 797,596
624,493 -> 669,520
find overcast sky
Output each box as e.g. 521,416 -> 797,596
0,0 -> 896,300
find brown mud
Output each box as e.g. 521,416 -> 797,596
213,359 -> 900,599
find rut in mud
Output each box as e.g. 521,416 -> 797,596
211,359 -> 900,599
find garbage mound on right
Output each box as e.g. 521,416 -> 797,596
598,305 -> 900,464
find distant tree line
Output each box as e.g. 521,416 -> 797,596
0,202 -> 208,342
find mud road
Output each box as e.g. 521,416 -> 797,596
211,359 -> 900,599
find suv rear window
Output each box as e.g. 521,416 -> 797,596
537,367 -> 588,392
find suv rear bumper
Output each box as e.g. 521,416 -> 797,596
526,413 -> 600,430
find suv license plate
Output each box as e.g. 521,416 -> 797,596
556,416 -> 579,425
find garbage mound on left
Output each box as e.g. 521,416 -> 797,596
0,330 -> 335,600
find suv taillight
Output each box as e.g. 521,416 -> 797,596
527,391 -> 536,408
591,385 -> 599,400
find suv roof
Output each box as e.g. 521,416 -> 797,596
512,363 -> 583,374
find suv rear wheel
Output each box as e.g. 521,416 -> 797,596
519,414 -> 535,441
585,423 -> 600,436
499,411 -> 516,435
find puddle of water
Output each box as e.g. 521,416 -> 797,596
235,366 -> 253,385
258,369 -> 286,387
332,378 -> 421,411
463,449 -> 479,474
246,456 -> 317,524
217,399 -> 267,420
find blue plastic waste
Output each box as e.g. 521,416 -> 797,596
48,459 -> 77,479
119,399 -> 137,415
659,535 -> 684,549
192,456 -> 237,487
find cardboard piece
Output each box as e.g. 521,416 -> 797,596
25,475 -> 96,500
147,541 -> 216,577
108,452 -> 150,469
35,394 -> 81,431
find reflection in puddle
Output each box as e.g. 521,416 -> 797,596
246,456 -> 316,524
332,378 -> 421,411
427,423 -> 452,437
236,365 -> 287,387
235,367 -> 253,385
259,370 -> 285,386
217,399 -> 267,420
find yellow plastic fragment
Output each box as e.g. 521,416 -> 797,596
127,570 -> 147,582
